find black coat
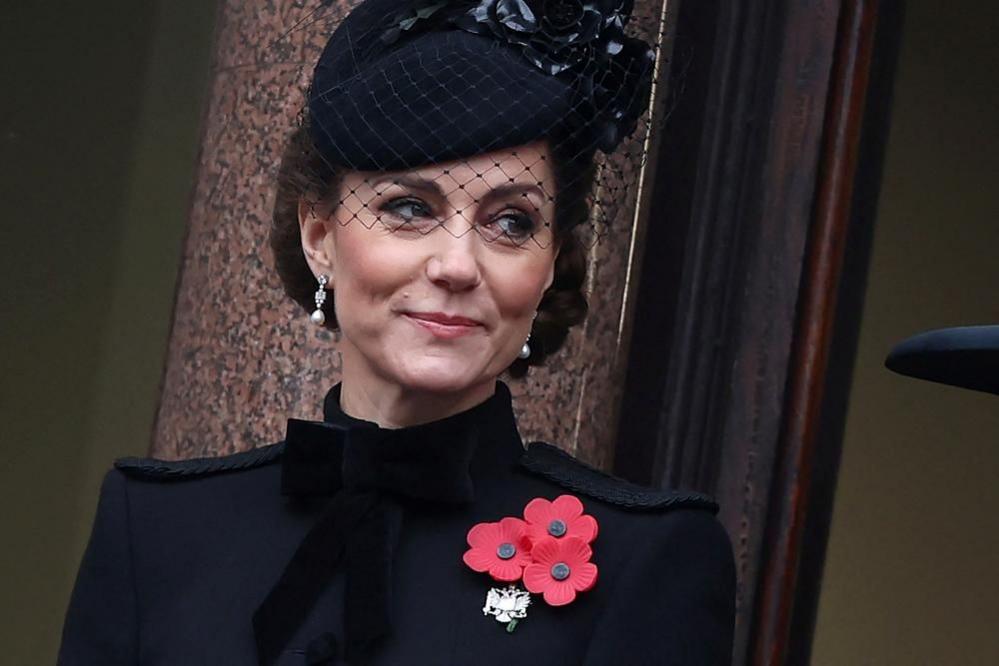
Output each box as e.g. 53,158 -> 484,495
59,382 -> 735,665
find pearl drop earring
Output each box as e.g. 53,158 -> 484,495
518,335 -> 531,360
310,274 -> 329,325
518,311 -> 538,360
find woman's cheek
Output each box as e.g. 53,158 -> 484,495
338,232 -> 419,307
484,254 -> 553,315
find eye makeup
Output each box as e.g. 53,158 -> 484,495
366,174 -> 552,245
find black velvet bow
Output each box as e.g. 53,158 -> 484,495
253,415 -> 478,665
279,419 -> 476,502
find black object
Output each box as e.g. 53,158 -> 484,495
58,382 -> 735,665
308,0 -> 655,171
885,325 -> 999,396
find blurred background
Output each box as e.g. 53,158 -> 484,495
1,1 -> 217,662
1,1 -> 997,664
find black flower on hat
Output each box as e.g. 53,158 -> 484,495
377,0 -> 652,154
382,0 -> 634,73
452,0 -> 636,76
582,35 -> 656,152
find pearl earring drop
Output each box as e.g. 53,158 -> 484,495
310,274 -> 329,325
518,311 -> 538,360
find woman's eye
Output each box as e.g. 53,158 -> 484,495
486,211 -> 537,244
380,197 -> 434,227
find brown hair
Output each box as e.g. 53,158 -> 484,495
269,116 -> 593,377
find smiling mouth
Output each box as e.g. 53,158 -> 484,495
402,312 -> 483,339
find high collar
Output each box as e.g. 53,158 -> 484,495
280,380 -> 525,501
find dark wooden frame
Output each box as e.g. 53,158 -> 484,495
614,1 -> 903,664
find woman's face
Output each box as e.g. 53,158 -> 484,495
301,140 -> 558,397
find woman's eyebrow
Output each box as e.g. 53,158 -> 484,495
370,175 -> 549,206
481,182 -> 550,206
371,174 -> 443,196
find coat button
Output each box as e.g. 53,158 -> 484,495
306,632 -> 339,665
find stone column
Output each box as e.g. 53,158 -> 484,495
152,0 -> 668,468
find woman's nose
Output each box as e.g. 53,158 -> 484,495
425,224 -> 482,292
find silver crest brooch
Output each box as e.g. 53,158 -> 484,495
482,585 -> 531,632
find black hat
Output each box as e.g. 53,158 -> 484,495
307,0 -> 655,172
884,325 -> 999,396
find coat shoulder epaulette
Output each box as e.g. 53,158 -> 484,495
113,441 -> 285,481
519,442 -> 718,513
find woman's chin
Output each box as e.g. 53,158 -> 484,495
388,353 -> 495,395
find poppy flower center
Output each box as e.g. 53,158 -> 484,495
496,542 -> 517,560
547,519 -> 567,537
550,562 -> 571,580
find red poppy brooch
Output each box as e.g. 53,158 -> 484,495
462,494 -> 599,631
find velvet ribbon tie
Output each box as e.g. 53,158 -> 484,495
253,418 -> 476,665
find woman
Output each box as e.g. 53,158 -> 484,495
59,0 -> 735,664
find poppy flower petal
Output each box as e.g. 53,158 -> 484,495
522,563 -> 551,593
466,522 -> 501,548
523,497 -> 554,525
490,561 -> 525,582
524,523 -> 550,544
551,494 -> 585,521
462,548 -> 495,573
544,582 -> 577,607
569,514 -> 599,543
529,536 -> 561,565
498,516 -> 527,540
572,562 -> 599,592
514,544 -> 534,567
561,536 -> 593,564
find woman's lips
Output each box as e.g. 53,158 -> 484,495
402,311 -> 483,339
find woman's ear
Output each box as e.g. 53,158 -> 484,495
298,195 -> 336,279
